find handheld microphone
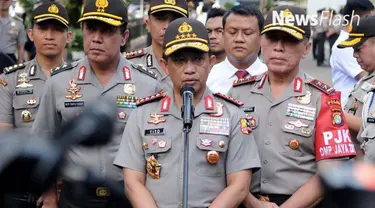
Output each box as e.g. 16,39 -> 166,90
180,85 -> 195,130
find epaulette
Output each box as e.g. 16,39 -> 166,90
3,63 -> 27,74
308,79 -> 335,95
12,15 -> 23,22
214,92 -> 244,107
233,76 -> 257,87
132,64 -> 157,79
123,48 -> 145,59
51,62 -> 78,76
136,92 -> 166,107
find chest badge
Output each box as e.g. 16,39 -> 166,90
16,73 -> 33,88
21,110 -> 32,122
65,79 -> 83,100
123,83 -> 136,95
296,91 -> 311,105
147,113 -> 166,125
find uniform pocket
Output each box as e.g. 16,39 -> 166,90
281,118 -> 315,157
195,135 -> 229,177
12,95 -> 40,125
143,137 -> 172,177
113,108 -> 134,144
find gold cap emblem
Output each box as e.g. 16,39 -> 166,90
48,4 -> 59,14
178,22 -> 193,33
164,0 -> 176,5
96,0 -> 109,12
280,9 -> 293,20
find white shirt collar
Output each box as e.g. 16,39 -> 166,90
223,57 -> 262,79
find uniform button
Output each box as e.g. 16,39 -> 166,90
262,180 -> 267,184
268,121 -> 272,126
180,203 -> 183,207
100,166 -> 104,171
263,160 -> 268,164
265,140 -> 270,145
179,174 -> 183,179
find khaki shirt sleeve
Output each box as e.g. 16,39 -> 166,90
17,22 -> 26,45
31,78 -> 61,137
114,108 -> 145,173
226,109 -> 261,175
0,74 -> 14,124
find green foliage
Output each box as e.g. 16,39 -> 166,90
224,2 -> 234,10
65,0 -> 83,28
68,28 -> 83,51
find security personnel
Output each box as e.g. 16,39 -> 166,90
339,16 -> 375,163
0,0 -> 26,63
114,18 -> 261,208
32,0 -> 161,207
0,2 -> 71,207
0,2 -> 71,131
337,16 -> 375,159
228,6 -> 356,207
124,0 -> 188,87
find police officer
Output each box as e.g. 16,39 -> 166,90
0,2 -> 71,131
0,3 -> 71,207
339,16 -> 375,163
32,0 -> 161,207
124,0 -> 188,87
337,16 -> 375,160
228,6 -> 356,207
114,18 -> 261,208
0,0 -> 26,63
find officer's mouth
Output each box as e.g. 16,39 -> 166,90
89,48 -> 105,52
182,79 -> 199,85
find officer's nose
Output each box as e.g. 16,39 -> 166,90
273,40 -> 285,52
184,61 -> 196,74
92,30 -> 103,43
45,28 -> 54,40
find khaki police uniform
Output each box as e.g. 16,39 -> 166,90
115,17 -> 261,207
114,88 -> 261,207
124,0 -> 188,88
338,16 -> 375,163
0,2 -> 70,130
0,15 -> 26,62
229,5 -> 356,206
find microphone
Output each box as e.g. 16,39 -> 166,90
180,85 -> 195,129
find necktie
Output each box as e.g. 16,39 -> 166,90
235,70 -> 249,79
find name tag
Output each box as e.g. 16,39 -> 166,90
242,106 -> 255,113
65,101 -> 85,108
145,128 -> 165,136
16,89 -> 33,95
367,117 -> 375,123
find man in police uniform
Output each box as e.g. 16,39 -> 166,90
0,2 -> 71,131
0,2 -> 71,207
0,0 -> 26,63
32,0 -> 161,207
228,6 -> 356,207
124,0 -> 188,87
338,17 -> 375,160
114,18 -> 261,208
339,16 -> 375,163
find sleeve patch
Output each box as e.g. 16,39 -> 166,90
315,91 -> 356,161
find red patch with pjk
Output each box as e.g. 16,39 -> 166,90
315,91 -> 356,161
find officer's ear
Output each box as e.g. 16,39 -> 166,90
27,28 -> 34,42
301,39 -> 312,59
209,53 -> 216,72
121,29 -> 130,46
160,56 -> 169,75
66,31 -> 73,44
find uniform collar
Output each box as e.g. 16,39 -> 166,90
158,87 -> 218,119
146,46 -> 167,78
27,58 -> 61,81
75,54 -> 134,88
251,70 -> 307,104
363,71 -> 375,82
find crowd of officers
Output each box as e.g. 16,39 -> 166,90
2,0 -> 375,207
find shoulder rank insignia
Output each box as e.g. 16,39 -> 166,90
132,64 -> 157,79
123,48 -> 145,59
308,79 -> 335,95
214,92 -> 244,107
233,76 -> 257,87
4,63 -> 27,74
51,62 -> 78,76
136,92 -> 166,107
